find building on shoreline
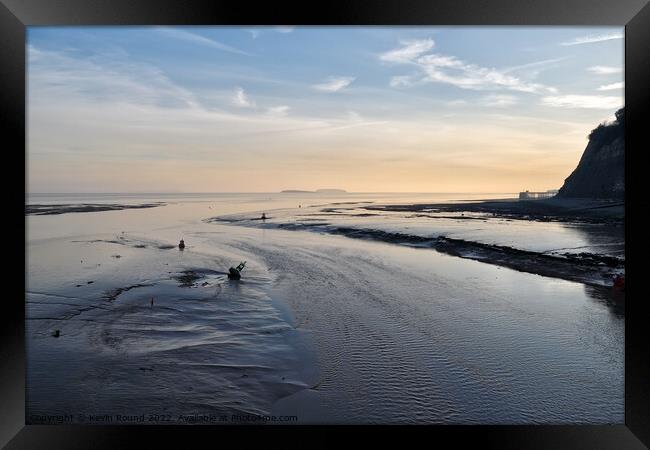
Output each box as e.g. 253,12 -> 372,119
518,189 -> 559,200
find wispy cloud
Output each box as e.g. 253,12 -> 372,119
381,40 -> 556,94
232,86 -> 255,107
560,31 -> 623,46
244,26 -> 295,39
27,27 -> 627,193
541,95 -> 622,109
380,38 -> 435,63
597,82 -> 624,91
28,45 -> 201,109
328,121 -> 388,132
244,29 -> 261,39
502,57 -> 567,74
157,27 -> 251,56
420,56 -> 556,93
587,65 -> 623,75
346,111 -> 361,121
482,94 -> 519,107
28,45 -> 398,181
312,76 -> 356,92
266,105 -> 290,116
389,75 -> 419,88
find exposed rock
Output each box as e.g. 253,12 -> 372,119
557,107 -> 624,199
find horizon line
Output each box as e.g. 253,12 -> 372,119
27,191 -> 520,195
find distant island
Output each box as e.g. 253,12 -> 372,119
280,189 -> 347,194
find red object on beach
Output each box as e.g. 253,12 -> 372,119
613,275 -> 625,290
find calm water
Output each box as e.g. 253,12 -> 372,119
26,193 -> 624,424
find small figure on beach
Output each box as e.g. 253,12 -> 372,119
150,297 -> 154,307
261,212 -> 267,221
52,330 -> 60,338
613,274 -> 625,291
228,261 -> 247,280
178,239 -> 185,250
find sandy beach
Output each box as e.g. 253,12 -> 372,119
365,197 -> 624,223
25,193 -> 624,425
214,196 -> 624,287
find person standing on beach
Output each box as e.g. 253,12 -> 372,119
150,297 -> 154,307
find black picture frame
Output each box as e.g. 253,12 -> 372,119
2,0 -> 649,447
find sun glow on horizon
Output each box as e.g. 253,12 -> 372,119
27,26 -> 623,194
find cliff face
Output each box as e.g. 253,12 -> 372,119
557,108 -> 624,199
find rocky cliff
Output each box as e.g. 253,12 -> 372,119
557,107 -> 624,199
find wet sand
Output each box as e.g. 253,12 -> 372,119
365,197 -> 624,223
27,231 -> 318,423
213,196 -> 624,288
26,194 -> 625,424
233,228 -> 624,424
26,203 -> 166,216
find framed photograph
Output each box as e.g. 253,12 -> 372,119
2,0 -> 649,447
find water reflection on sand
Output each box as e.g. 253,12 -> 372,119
26,193 -> 624,424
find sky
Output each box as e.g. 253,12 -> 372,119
27,26 -> 624,193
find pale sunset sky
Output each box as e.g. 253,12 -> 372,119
27,26 -> 624,193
